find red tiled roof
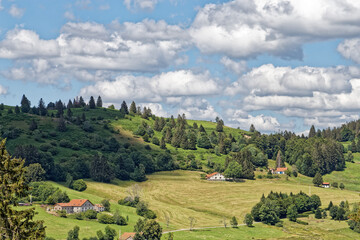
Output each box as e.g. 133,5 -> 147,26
322,182 -> 330,185
55,199 -> 93,207
276,168 -> 288,172
206,172 -> 219,178
120,232 -> 136,240
95,204 -> 104,208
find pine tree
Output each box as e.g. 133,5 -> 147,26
57,117 -> 67,132
315,208 -> 322,219
160,137 -> 166,149
309,125 -> 316,138
38,98 -> 47,116
79,96 -> 86,107
96,96 -> 103,108
67,99 -> 73,109
230,216 -> 238,228
276,150 -> 285,168
129,101 -> 137,114
193,122 -> 198,129
90,154 -> 113,183
15,105 -> 20,114
216,119 -> 224,132
55,100 -> 64,117
29,119 -> 38,131
287,204 -> 298,222
313,172 -> 323,187
188,132 -> 197,150
154,118 -> 161,131
249,124 -> 256,132
164,128 -> 172,143
89,96 -> 96,109
170,115 -> 176,128
66,108 -> 73,119
20,94 -> 31,113
120,101 -> 129,115
131,164 -> 147,182
0,140 -> 46,239
199,125 -> 206,133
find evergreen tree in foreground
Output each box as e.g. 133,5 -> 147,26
0,139 -> 46,239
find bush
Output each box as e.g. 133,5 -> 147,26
332,182 -> 338,188
75,212 -> 84,220
97,213 -> 114,224
59,140 -> 72,148
296,219 -> 309,225
275,222 -> 283,227
39,144 -> 52,152
58,210 -> 67,218
257,175 -> 263,179
72,179 -> 87,192
101,199 -> 111,211
84,210 -> 97,219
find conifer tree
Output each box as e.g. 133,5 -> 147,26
96,96 -> 103,108
57,117 -> 67,132
67,99 -> 73,109
90,154 -> 113,183
15,105 -> 20,114
193,122 -> 198,129
159,117 -> 166,131
249,124 -> 256,132
199,124 -> 206,133
160,137 -> 166,149
276,150 -> 285,168
79,96 -> 86,107
129,101 -> 137,114
0,140 -> 46,239
120,101 -> 129,115
39,98 -> 47,116
164,128 -> 172,143
216,119 -> 224,132
29,119 -> 38,131
309,125 -> 316,138
66,108 -> 73,119
55,100 -> 64,117
20,94 -> 31,113
89,96 -> 96,109
170,115 -> 176,128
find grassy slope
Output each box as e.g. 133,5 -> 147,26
27,181 -> 140,239
36,170 -> 360,239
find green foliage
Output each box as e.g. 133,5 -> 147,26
101,199 -> 111,212
67,226 -> 80,240
315,208 -> 322,219
24,163 -> 46,182
224,161 -> 242,179
84,210 -> 97,219
58,210 -> 67,218
136,220 -> 162,240
72,179 -> 87,191
90,154 -> 113,183
287,204 -> 297,222
46,189 -> 70,204
97,213 -> 114,224
0,139 -> 46,239
131,164 -> 147,182
57,117 -> 67,132
332,182 -> 338,188
21,94 -> 31,113
313,172 -> 323,187
243,214 -> 253,227
230,216 -> 238,228
340,183 -> 345,190
89,96 -> 96,109
113,210 -> 127,225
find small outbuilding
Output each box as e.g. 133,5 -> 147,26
94,204 -> 105,212
322,182 -> 330,188
206,172 -> 225,181
274,167 -> 287,174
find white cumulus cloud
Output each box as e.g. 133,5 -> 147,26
9,5 -> 24,18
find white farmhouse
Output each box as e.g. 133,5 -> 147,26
206,172 -> 225,181
54,199 -> 99,214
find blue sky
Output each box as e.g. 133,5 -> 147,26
1,0 -> 360,134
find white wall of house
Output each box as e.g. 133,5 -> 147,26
208,173 -> 225,181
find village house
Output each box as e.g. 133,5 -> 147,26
94,204 -> 105,212
120,232 -> 136,240
54,199 -> 103,214
274,167 -> 287,174
206,172 -> 226,181
322,182 -> 330,188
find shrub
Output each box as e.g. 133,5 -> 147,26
58,210 -> 67,218
72,179 -> 87,192
257,175 -> 263,179
75,212 -> 84,220
275,222 -> 283,227
84,210 -> 97,219
59,140 -> 72,148
97,213 -> 114,224
332,182 -> 338,188
296,219 -> 309,225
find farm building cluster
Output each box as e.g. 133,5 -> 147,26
54,199 -> 105,214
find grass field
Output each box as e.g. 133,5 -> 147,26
23,182 -> 141,239
82,170 -> 360,229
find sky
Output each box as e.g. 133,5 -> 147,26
1,0 -> 360,134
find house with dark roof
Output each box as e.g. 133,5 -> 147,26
54,199 -> 100,213
206,172 -> 225,181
